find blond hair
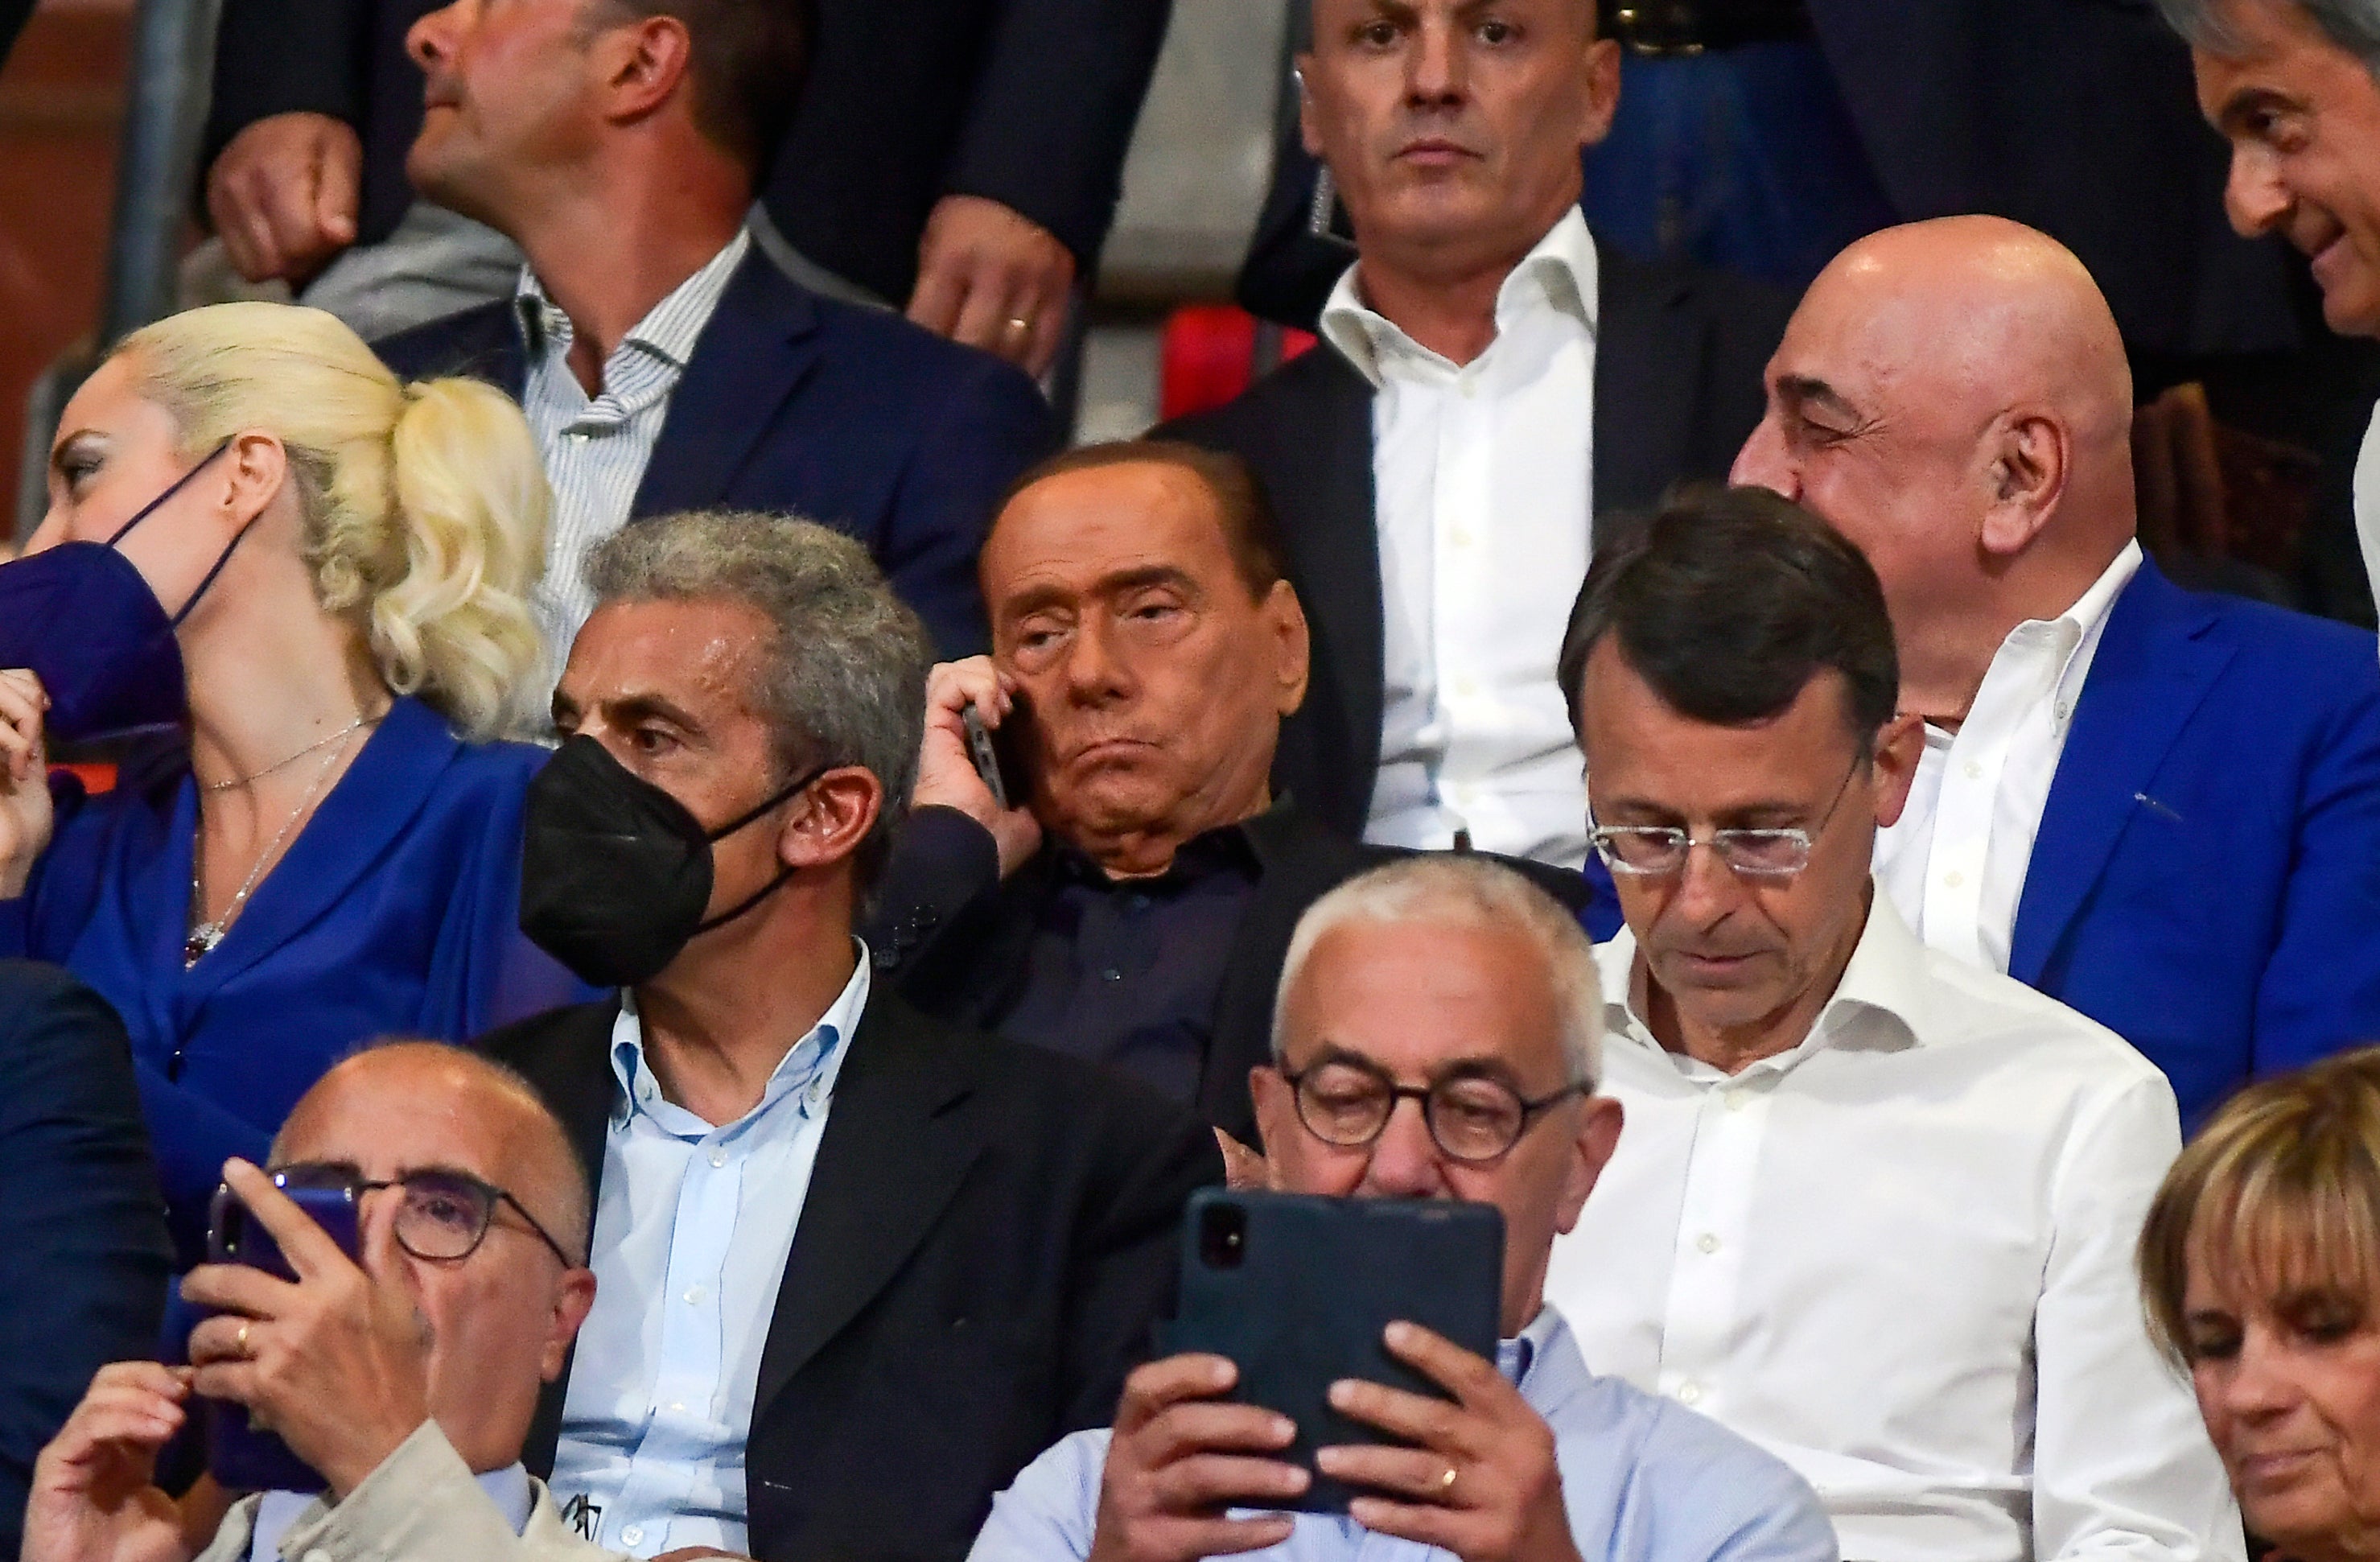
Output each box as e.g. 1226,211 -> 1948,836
115,302 -> 550,740
2139,1047 -> 2380,1365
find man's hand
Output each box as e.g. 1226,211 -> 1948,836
0,668 -> 56,898
181,1160 -> 433,1500
907,194 -> 1076,377
916,657 -> 1042,877
22,1362 -> 200,1562
205,113 -> 363,286
1088,1354 -> 1304,1562
1318,1322 -> 1580,1562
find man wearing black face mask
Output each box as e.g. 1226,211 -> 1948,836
482,509 -> 1222,1562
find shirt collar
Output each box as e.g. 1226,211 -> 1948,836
1597,883 -> 1930,1075
607,938 -> 870,1137
1498,1304 -> 1565,1387
1982,538 -> 2143,715
1317,205 -> 1599,389
515,226 -> 751,373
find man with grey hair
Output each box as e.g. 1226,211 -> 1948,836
2159,0 -> 2380,622
484,509 -> 1224,1561
973,854 -> 1839,1562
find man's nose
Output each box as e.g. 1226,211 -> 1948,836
1060,616 -> 1136,703
1406,16 -> 1468,107
2223,145 -> 2292,238
1667,838 -> 1745,925
1731,415 -> 1799,499
1362,1096 -> 1448,1199
406,2 -> 459,73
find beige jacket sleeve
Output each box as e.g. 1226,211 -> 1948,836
191,1422 -> 624,1562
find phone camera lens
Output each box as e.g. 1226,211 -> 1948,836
1199,1203 -> 1249,1270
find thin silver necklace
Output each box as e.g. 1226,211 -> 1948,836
200,713 -> 378,793
184,725 -> 364,967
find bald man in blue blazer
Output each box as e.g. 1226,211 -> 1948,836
1735,216 -> 2380,1129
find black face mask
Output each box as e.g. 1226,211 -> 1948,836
518,736 -> 825,989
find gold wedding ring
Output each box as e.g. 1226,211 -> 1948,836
1440,1463 -> 1459,1492
1004,315 -> 1033,336
236,1321 -> 253,1358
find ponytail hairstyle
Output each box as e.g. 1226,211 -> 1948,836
113,302 -> 550,740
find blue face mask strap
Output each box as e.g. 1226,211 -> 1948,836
110,439 -> 261,631
104,437 -> 234,550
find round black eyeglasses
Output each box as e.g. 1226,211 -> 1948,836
1283,1057 -> 1589,1164
273,1162 -> 580,1267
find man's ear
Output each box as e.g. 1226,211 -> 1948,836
1554,1094 -> 1624,1234
780,767 -> 883,872
1870,714 -> 1925,829
1975,411 -> 2067,558
1264,581 -> 1311,717
598,14 -> 695,126
542,1267 -> 599,1382
1250,1064 -> 1295,1171
1295,56 -> 1326,158
1577,35 -> 1623,149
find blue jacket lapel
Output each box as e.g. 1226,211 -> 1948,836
177,699 -> 463,1006
630,250 -> 825,519
2009,561 -> 2235,986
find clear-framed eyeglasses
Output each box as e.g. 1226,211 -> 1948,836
1587,760 -> 1861,880
1283,1055 -> 1590,1164
272,1160 -> 581,1267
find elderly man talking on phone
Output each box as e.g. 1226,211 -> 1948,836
22,1041 -> 610,1562
969,855 -> 1836,1562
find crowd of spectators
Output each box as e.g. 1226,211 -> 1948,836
14,0 -> 2380,1560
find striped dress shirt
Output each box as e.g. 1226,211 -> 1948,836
515,229 -> 751,692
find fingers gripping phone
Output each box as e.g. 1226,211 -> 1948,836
204,1177 -> 361,1494
1159,1189 -> 1504,1514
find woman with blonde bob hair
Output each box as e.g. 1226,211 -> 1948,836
2139,1047 -> 2380,1562
0,301 -> 591,1263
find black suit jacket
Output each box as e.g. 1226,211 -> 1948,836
0,962 -> 173,1560
1162,241 -> 1791,838
202,0 -> 1171,299
0,0 -> 32,69
869,805 -> 1385,1144
375,249 -> 1056,657
480,986 -> 1222,1562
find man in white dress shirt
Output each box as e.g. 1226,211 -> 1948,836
1731,215 -> 2380,1131
1544,485 -> 2240,1562
1163,0 -> 1786,863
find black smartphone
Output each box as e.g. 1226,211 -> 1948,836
204,1177 -> 361,1494
1159,1189 -> 1504,1514
959,703 -> 1011,810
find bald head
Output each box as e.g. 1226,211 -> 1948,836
275,1041 -> 591,1263
1731,217 -> 2140,715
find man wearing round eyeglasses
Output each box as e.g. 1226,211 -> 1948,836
23,1041 -> 609,1562
973,853 -> 1839,1562
1544,485 -> 2237,1562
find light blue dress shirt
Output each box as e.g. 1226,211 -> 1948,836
546,948 -> 870,1558
970,1307 -> 1839,1562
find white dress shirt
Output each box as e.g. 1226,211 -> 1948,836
1547,890 -> 2238,1562
1876,542 -> 2143,974
546,946 -> 868,1558
2353,399 -> 2380,657
1319,208 -> 1598,868
516,229 -> 750,693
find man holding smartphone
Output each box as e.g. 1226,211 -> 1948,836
22,1041 -> 607,1562
970,855 -> 1837,1562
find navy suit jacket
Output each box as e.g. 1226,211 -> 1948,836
0,962 -> 172,1560
2016,559 -> 2380,1127
375,249 -> 1058,657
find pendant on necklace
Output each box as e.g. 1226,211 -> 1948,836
183,923 -> 224,968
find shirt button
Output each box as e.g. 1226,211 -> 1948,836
1696,1232 -> 1720,1255
1677,1383 -> 1702,1406
1944,871 -> 1965,888
1101,968 -> 1123,983
684,1285 -> 707,1306
1450,527 -> 1473,548
706,1147 -> 727,1168
1459,378 -> 1479,399
1963,760 -> 1984,781
1723,1090 -> 1749,1111
621,1527 -> 644,1547
666,1402 -> 686,1414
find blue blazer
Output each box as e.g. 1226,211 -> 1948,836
2014,560 -> 2380,1127
374,249 -> 1060,658
0,961 -> 172,1560
0,698 -> 593,1263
